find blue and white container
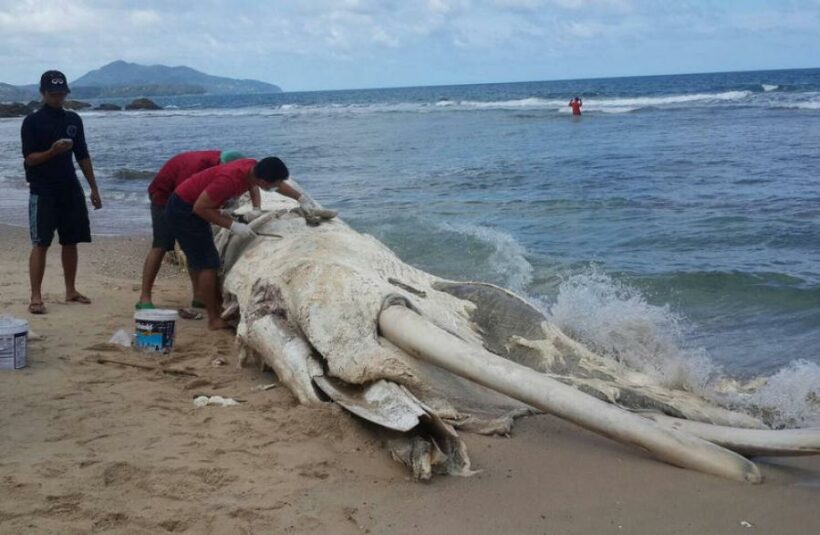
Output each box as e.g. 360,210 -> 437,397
0,316 -> 28,370
134,309 -> 178,354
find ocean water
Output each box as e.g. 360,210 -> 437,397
1,68 -> 818,425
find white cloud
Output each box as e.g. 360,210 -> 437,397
731,9 -> 820,32
0,0 -> 818,89
0,0 -> 100,34
427,0 -> 470,14
128,9 -> 161,26
493,0 -> 634,10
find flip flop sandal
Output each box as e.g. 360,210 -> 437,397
28,302 -> 47,315
178,308 -> 203,320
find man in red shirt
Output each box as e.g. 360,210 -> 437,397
568,97 -> 583,116
166,156 -> 304,330
137,150 -> 245,310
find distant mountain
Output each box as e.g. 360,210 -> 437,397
72,60 -> 281,96
1,60 -> 282,102
0,82 -> 37,102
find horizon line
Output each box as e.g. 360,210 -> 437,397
3,64 -> 818,96
282,65 -> 820,94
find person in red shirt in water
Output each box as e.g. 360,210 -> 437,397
569,96 -> 583,116
166,156 -> 333,329
137,150 -> 245,310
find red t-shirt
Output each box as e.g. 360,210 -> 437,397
174,158 -> 256,207
569,100 -> 582,115
148,150 -> 221,206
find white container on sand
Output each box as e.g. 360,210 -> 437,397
0,316 -> 28,370
134,309 -> 178,354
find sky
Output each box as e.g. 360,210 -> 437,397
1,0 -> 819,91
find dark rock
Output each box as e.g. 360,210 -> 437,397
125,98 -> 161,110
63,100 -> 92,110
0,102 -> 31,118
95,103 -> 122,111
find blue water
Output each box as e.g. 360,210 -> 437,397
1,68 -> 818,423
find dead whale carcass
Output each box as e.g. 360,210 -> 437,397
216,190 -> 820,483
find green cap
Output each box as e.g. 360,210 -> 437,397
220,150 -> 245,164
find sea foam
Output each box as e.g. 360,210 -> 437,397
74,90 -> 758,118
542,267 -> 819,428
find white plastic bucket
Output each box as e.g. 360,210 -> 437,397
0,316 -> 28,370
134,309 -> 178,354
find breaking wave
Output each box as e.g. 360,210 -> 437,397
590,90 -> 751,106
438,223 -> 534,292
767,94 -> 820,110
735,360 -> 820,428
791,100 -> 820,110
101,190 -> 149,203
545,268 -> 714,387
762,84 -> 779,92
409,224 -> 819,427
542,267 -> 820,428
75,90 -> 769,118
348,90 -> 753,113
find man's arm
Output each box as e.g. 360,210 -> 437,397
25,143 -> 71,167
70,116 -> 101,209
276,180 -> 302,201
250,185 -> 262,209
193,191 -> 235,229
77,158 -> 102,209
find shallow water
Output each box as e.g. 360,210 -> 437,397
1,68 -> 818,424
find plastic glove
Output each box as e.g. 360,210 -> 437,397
244,208 -> 264,222
229,221 -> 257,238
298,193 -> 320,212
297,193 -> 337,226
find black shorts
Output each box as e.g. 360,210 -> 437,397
29,184 -> 91,247
151,203 -> 175,251
165,193 -> 219,271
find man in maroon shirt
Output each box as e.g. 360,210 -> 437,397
166,156 -> 304,329
138,150 -> 244,309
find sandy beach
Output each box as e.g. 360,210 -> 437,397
0,222 -> 818,534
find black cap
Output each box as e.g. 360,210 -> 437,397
40,70 -> 70,93
253,157 -> 289,183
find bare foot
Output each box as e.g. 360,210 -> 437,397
66,292 -> 91,304
208,318 -> 232,331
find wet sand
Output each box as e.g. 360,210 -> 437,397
0,223 -> 818,534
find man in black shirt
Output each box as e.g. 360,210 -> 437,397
21,70 -> 102,314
